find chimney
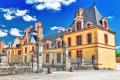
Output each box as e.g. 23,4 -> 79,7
75,12 -> 78,18
35,23 -> 38,31
60,30 -> 63,32
78,7 -> 84,16
9,42 -> 11,48
15,37 -> 19,40
0,40 -> 4,52
37,22 -> 43,39
27,28 -> 30,31
30,25 -> 33,29
24,30 -> 27,37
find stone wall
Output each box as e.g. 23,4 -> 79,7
0,65 -> 32,76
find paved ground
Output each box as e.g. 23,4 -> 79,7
0,70 -> 120,80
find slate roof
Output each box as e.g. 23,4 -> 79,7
69,6 -> 112,31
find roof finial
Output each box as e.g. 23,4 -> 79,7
93,2 -> 95,6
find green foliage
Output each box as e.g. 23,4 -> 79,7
116,51 -> 120,57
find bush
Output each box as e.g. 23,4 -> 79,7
116,51 -> 120,57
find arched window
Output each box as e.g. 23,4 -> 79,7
77,21 -> 82,30
77,50 -> 82,58
104,21 -> 107,29
46,43 -> 49,49
87,33 -> 92,44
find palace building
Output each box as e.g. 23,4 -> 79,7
6,5 -> 117,69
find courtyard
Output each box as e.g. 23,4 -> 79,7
0,70 -> 120,80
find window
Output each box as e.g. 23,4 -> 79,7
77,22 -> 82,30
77,50 -> 82,58
57,41 -> 61,48
46,54 -> 49,63
26,39 -> 27,44
104,21 -> 107,29
87,23 -> 91,27
104,34 -> 108,44
57,53 -> 61,63
68,38 -> 71,47
24,32 -> 26,36
18,50 -> 21,55
32,46 -> 34,51
69,51 -> 71,57
46,43 -> 49,49
87,33 -> 92,44
77,35 -> 82,45
25,47 -> 27,53
25,56 -> 27,63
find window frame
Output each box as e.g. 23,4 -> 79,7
76,35 -> 82,45
57,53 -> 61,63
25,47 -> 27,53
76,50 -> 82,58
87,33 -> 92,44
76,21 -> 82,30
104,34 -> 108,45
46,54 -> 49,63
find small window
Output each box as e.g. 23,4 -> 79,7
57,41 -> 61,48
46,43 -> 49,49
25,47 -> 27,53
77,50 -> 82,58
18,50 -> 21,55
77,35 -> 82,45
25,56 -> 27,63
77,22 -> 82,30
32,46 -> 34,51
68,38 -> 71,47
87,23 -> 91,27
104,21 -> 107,29
87,33 -> 92,44
104,34 -> 108,44
46,54 -> 49,63
57,53 -> 61,63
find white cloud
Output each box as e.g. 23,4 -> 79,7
0,8 -> 36,21
0,29 -> 8,37
10,28 -> 23,37
15,9 -> 28,16
0,25 -> 6,27
107,15 -> 114,19
50,26 -> 65,31
26,0 -> 76,10
116,46 -> 120,49
23,15 -> 37,21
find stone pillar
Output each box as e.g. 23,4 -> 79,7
63,42 -> 71,71
35,38 -> 43,72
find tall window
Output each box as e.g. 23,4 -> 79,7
18,50 -> 21,55
104,21 -> 107,29
68,38 -> 71,47
46,54 -> 49,63
32,46 -> 34,51
77,22 -> 82,30
46,43 -> 49,49
69,51 -> 71,58
57,53 -> 61,63
87,33 -> 92,44
77,35 -> 82,45
25,47 -> 27,53
57,41 -> 61,48
77,50 -> 82,58
104,34 -> 108,44
26,39 -> 27,44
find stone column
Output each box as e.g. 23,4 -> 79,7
35,38 -> 43,72
63,42 -> 71,71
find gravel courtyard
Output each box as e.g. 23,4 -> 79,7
0,70 -> 120,80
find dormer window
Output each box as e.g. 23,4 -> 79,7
77,21 -> 82,30
67,28 -> 72,33
102,17 -> 108,29
56,38 -> 62,48
86,22 -> 92,28
104,21 -> 107,29
46,43 -> 49,49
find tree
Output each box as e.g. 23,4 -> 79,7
116,51 -> 120,57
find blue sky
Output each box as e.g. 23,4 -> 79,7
0,0 -> 120,51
